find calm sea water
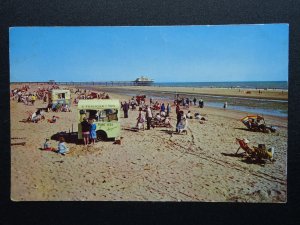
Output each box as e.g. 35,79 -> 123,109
153,81 -> 288,90
83,81 -> 288,117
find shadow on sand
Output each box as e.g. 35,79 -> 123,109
122,127 -> 140,132
221,152 -> 245,158
234,127 -> 252,132
51,131 -> 81,145
221,152 -> 268,166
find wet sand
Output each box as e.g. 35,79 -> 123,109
79,85 -> 288,101
10,84 -> 287,202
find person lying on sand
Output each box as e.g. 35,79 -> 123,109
194,112 -> 201,119
47,116 -> 59,123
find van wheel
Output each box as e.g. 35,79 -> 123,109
96,130 -> 107,142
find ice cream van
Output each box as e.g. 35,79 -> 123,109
49,89 -> 71,107
77,99 -> 121,140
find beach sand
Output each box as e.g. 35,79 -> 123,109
10,84 -> 287,202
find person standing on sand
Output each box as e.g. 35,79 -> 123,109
199,99 -> 204,108
160,103 -> 165,113
176,110 -> 183,132
146,105 -> 153,130
89,119 -> 97,144
122,101 -> 129,118
136,107 -> 146,130
176,103 -> 180,115
166,103 -> 171,117
193,97 -> 197,105
223,102 -> 228,109
81,117 -> 91,145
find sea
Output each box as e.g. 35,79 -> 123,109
83,81 -> 288,118
152,81 -> 288,90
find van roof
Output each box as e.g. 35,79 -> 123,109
51,89 -> 70,94
78,99 -> 120,110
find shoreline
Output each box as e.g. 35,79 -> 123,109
76,85 -> 288,101
76,85 -> 288,118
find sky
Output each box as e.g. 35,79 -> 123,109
9,24 -> 289,82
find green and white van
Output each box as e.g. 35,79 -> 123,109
77,99 -> 121,140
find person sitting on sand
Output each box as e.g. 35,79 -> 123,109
186,111 -> 192,119
56,137 -> 69,155
61,104 -> 71,112
160,110 -> 166,117
155,113 -> 162,121
43,138 -> 55,151
164,117 -> 171,126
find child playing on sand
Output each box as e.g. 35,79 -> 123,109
56,137 -> 69,155
43,138 -> 55,151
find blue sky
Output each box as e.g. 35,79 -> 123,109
9,24 -> 288,82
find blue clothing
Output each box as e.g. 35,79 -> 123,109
90,123 -> 97,139
44,141 -> 51,149
57,142 -> 69,154
161,104 -> 165,112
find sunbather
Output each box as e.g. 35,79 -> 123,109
48,115 -> 59,123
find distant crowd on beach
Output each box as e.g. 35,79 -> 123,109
11,83 -> 229,156
120,95 -> 208,135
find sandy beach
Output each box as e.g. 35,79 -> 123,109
10,84 -> 287,202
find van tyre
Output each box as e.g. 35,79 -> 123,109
96,130 -> 107,142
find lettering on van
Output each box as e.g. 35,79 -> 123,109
96,123 -> 118,130
80,104 -> 117,109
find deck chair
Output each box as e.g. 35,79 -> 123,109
235,138 -> 254,156
236,138 -> 275,162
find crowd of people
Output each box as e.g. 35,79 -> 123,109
120,94 -> 208,134
13,83 -> 212,155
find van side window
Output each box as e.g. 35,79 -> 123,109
107,109 -> 118,121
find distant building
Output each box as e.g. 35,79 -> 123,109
133,76 -> 154,86
48,80 -> 55,85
